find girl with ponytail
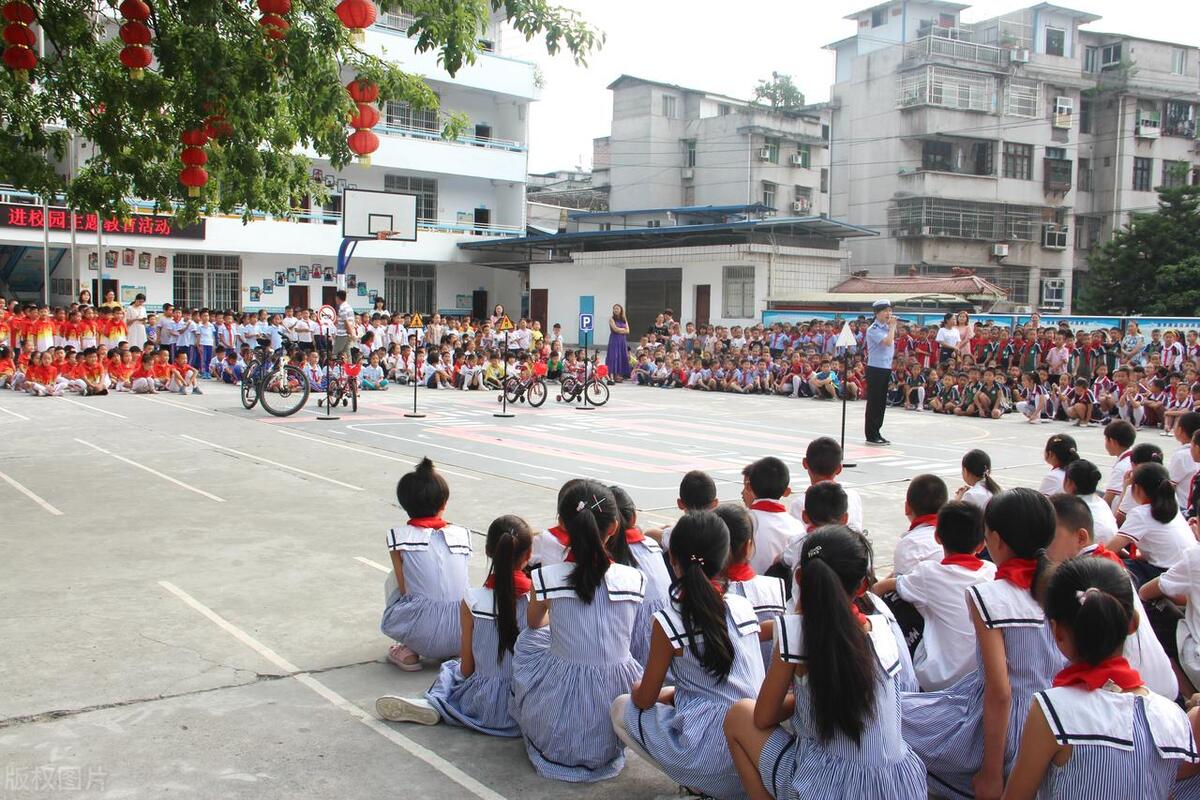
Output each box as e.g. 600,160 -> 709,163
724,526 -> 926,799
957,448 -> 1000,510
1040,434 -> 1080,496
1109,462 -> 1195,586
510,479 -> 646,782
1005,557 -> 1197,799
378,515 -> 533,736
903,488 -> 1066,800
610,484 -> 672,666
611,510 -> 767,799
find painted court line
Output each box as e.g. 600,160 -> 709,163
75,439 -> 226,503
355,556 -> 391,573
276,429 -> 481,481
0,404 -> 30,421
180,434 -> 364,492
157,581 -> 506,800
0,469 -> 64,515
58,397 -> 127,419
142,396 -> 215,416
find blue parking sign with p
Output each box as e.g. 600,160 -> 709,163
579,313 -> 594,333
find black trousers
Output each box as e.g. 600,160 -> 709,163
865,365 -> 890,439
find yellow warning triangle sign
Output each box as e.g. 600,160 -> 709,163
497,314 -> 514,332
408,312 -> 424,328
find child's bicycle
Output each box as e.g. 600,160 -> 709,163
499,361 -> 548,407
318,346 -> 360,412
240,338 -> 310,417
556,364 -> 610,406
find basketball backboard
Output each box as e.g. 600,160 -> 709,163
342,188 -> 418,241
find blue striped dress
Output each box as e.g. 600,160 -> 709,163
509,562 -> 646,782
901,579 -> 1067,798
379,523 -> 471,660
620,594 -> 766,799
424,589 -> 528,737
1031,685 -> 1197,799
628,536 -> 672,666
758,610 -> 927,799
727,575 -> 787,670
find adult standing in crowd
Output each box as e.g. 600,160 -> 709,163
125,293 -> 148,348
864,299 -> 897,445
935,312 -> 960,365
489,304 -> 506,328
77,288 -> 93,308
372,296 -> 390,317
607,303 -> 631,382
333,289 -> 357,358
100,290 -> 123,313
1122,320 -> 1147,366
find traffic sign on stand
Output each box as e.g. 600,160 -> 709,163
318,305 -> 337,329
579,313 -> 594,333
408,312 -> 424,328
497,314 -> 515,332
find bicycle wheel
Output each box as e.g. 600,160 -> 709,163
260,364 -> 310,417
240,362 -> 261,409
503,376 -> 522,405
559,376 -> 578,402
527,378 -> 547,407
585,379 -> 610,406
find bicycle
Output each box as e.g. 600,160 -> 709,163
499,361 -> 548,408
317,345 -> 360,413
240,338 -> 310,417
556,364 -> 610,406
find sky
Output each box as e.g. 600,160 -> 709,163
498,0 -> 1200,174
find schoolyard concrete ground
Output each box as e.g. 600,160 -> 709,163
0,380 -> 1118,799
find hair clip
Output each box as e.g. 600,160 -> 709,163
805,545 -> 823,561
1076,587 -> 1102,603
589,494 -> 605,512
689,553 -> 705,565
576,500 -> 586,512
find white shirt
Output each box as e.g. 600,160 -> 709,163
1082,493 -> 1119,545
1106,451 -> 1133,500
195,322 -> 215,346
748,502 -> 806,574
961,482 -> 994,511
336,301 -> 356,337
788,481 -> 864,533
294,319 -> 314,344
896,558 -> 997,691
1169,444 -> 1197,510
935,327 -> 961,350
1118,504 -> 1196,569
892,521 -> 942,576
1039,467 -> 1066,496
1159,547 -> 1200,674
174,320 -> 195,347
531,528 -> 568,567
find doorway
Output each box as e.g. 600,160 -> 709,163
288,285 -> 309,310
321,286 -> 337,308
91,278 -> 119,306
474,124 -> 492,144
473,208 -> 490,233
624,268 -> 682,339
529,288 -> 547,333
694,284 -> 711,329
472,290 -> 488,321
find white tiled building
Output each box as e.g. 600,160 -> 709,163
827,1 -> 1200,312
0,10 -> 533,317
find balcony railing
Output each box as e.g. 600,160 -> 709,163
903,35 -> 1006,68
1163,118 -> 1197,139
374,122 -> 525,152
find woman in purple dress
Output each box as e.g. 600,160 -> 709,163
606,304 -> 631,382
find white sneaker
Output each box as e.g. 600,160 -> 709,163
376,696 -> 439,725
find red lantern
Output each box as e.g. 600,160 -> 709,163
119,20 -> 150,45
2,1 -> 35,25
179,165 -> 208,198
118,0 -> 150,22
348,102 -> 379,130
3,22 -> 33,47
334,0 -> 376,41
180,146 -> 207,167
347,129 -> 379,166
3,41 -> 35,81
204,113 -> 233,141
345,77 -> 378,104
259,13 -> 289,40
180,129 -> 209,147
257,0 -> 290,14
119,45 -> 152,78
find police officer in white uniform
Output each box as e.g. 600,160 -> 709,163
864,299 -> 897,445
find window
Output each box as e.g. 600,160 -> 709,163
384,99 -> 439,132
795,144 -> 811,168
1041,276 -> 1065,308
1162,160 -> 1189,189
717,103 -> 732,116
1100,43 -> 1122,68
1173,48 -> 1187,75
764,138 -> 780,164
1164,101 -> 1197,138
921,139 -> 994,175
384,263 -> 436,316
722,265 -> 755,318
1077,157 -> 1092,192
646,219 -> 662,228
1044,27 -> 1065,57
871,8 -> 886,27
1079,96 -> 1093,133
1003,142 -> 1033,180
661,95 -> 677,119
794,185 -> 813,211
762,181 -> 777,209
597,223 -> 611,231
820,168 -> 829,193
682,185 -> 695,206
1004,78 -> 1041,118
1045,146 -> 1065,160
683,139 -> 696,168
173,254 -> 240,310
1083,46 -> 1098,73
922,140 -> 952,172
1132,157 -> 1152,192
938,13 -> 955,27
384,174 -> 437,221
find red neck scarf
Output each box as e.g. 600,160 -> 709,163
725,562 -> 756,582
1053,656 -> 1144,691
1119,450 -> 1133,462
996,557 -> 1039,589
751,499 -> 787,513
548,525 -> 569,546
484,571 -> 533,595
625,527 -> 645,544
908,514 -> 938,531
850,598 -> 868,626
941,553 -> 986,571
1088,544 -> 1125,567
408,517 -> 447,529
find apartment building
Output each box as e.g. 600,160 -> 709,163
827,1 -> 1200,313
605,75 -> 831,217
1,9 -> 533,317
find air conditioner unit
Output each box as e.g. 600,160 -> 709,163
991,243 -> 1010,258
681,167 -> 694,180
1135,117 -> 1161,138
1040,278 -> 1066,309
758,147 -> 773,161
790,154 -> 806,166
1010,48 -> 1031,64
1042,224 -> 1069,249
792,200 -> 811,213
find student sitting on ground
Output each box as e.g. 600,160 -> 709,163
956,449 -> 1000,512
788,436 -> 864,532
1108,463 -> 1197,587
742,456 -> 805,575
718,503 -> 787,670
1103,419 -> 1138,510
608,485 -> 671,667
1062,460 -> 1119,546
647,469 -> 719,550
